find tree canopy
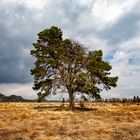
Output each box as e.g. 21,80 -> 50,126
30,26 -> 118,109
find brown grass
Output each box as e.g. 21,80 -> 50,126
0,102 -> 140,140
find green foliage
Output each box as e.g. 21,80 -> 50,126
30,26 -> 118,108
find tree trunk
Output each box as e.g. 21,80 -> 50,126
69,92 -> 75,109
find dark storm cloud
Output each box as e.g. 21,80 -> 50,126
99,4 -> 140,45
0,3 -> 36,83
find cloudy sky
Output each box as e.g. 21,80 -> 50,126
0,0 -> 140,99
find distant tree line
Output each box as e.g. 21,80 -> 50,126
96,96 -> 140,103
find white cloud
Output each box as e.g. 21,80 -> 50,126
0,83 -> 36,99
0,0 -> 46,10
23,0 -> 46,10
106,34 -> 140,98
111,35 -> 140,66
92,0 -> 138,24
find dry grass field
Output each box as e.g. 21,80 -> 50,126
0,102 -> 140,140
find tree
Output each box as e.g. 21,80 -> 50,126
30,26 -> 118,109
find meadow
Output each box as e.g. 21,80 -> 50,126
0,102 -> 140,140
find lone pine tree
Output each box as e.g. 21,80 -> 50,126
30,26 -> 118,109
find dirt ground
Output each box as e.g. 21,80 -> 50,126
0,102 -> 140,140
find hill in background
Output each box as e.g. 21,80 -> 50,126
0,93 -> 37,102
